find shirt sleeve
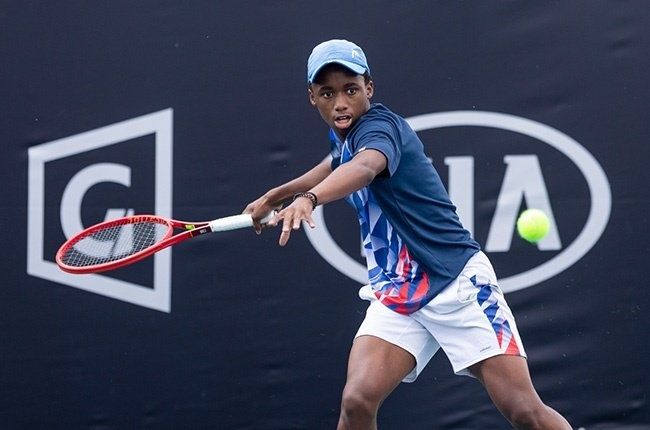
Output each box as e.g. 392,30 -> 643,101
351,119 -> 401,176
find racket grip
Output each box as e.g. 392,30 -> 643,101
208,212 -> 274,232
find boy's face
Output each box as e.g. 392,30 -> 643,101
308,68 -> 374,139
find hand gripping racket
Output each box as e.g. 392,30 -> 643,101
56,212 -> 274,274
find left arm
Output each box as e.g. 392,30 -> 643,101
270,149 -> 387,246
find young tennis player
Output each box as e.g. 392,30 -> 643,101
244,39 -> 571,429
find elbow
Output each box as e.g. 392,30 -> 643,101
354,151 -> 388,186
360,164 -> 379,187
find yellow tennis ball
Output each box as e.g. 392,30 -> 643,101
516,209 -> 550,243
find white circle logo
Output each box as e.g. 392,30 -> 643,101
304,111 -> 611,293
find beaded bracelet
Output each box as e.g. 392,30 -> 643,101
293,191 -> 318,209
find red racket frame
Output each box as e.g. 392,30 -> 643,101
55,215 -> 213,274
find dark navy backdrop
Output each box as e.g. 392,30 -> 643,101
3,2 -> 649,428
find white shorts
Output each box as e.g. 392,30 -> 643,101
355,251 -> 526,383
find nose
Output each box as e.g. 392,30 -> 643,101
334,93 -> 348,111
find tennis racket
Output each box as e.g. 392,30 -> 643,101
56,212 -> 274,274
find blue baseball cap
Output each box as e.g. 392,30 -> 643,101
307,39 -> 370,84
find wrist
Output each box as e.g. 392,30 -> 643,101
264,188 -> 284,206
293,191 -> 318,210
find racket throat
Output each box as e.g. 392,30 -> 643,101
188,226 -> 213,238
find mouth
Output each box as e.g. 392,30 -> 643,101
334,114 -> 353,128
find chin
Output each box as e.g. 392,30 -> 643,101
335,126 -> 351,137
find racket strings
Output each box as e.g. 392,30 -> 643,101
60,220 -> 169,268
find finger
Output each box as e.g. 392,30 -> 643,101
253,221 -> 262,235
257,211 -> 278,233
268,211 -> 283,227
241,206 -> 260,234
279,219 -> 292,246
279,230 -> 291,246
305,214 -> 316,229
250,214 -> 262,231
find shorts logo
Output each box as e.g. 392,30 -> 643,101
305,111 -> 612,293
27,109 -> 173,312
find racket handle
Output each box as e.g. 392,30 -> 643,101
208,212 -> 274,232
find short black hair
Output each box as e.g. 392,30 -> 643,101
311,63 -> 372,86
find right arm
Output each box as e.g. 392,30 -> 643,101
243,157 -> 332,232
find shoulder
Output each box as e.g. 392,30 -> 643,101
361,104 -> 402,125
351,104 -> 403,139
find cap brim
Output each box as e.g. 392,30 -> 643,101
308,59 -> 367,83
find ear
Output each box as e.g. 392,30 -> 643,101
366,81 -> 374,99
308,87 -> 317,106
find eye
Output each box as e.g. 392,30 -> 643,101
346,88 -> 358,95
321,90 -> 333,99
